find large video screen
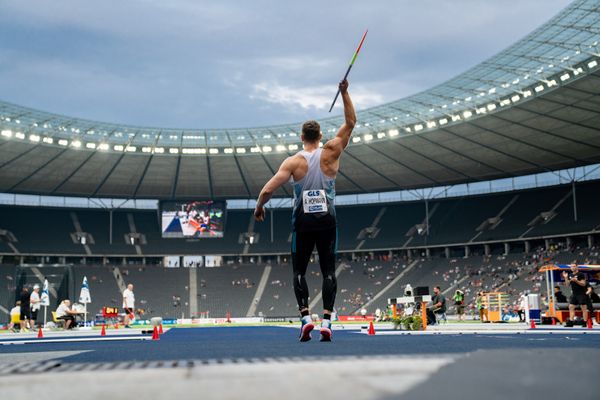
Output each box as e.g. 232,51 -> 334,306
161,200 -> 226,238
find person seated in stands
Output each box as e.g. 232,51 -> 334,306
554,285 -> 567,304
8,301 -> 21,332
56,300 -> 79,330
426,286 -> 446,325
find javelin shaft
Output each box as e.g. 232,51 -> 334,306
328,29 -> 368,113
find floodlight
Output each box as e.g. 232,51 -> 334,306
364,134 -> 373,141
98,143 -> 109,151
114,145 -> 124,151
29,134 -> 40,142
58,139 -> 69,146
86,143 -> 96,149
262,146 -> 272,152
388,129 -> 399,137
236,148 -> 246,154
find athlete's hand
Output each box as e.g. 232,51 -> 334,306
339,79 -> 349,94
254,206 -> 265,222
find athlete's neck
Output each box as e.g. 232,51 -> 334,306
302,141 -> 320,152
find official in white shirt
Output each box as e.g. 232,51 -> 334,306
30,284 -> 41,329
122,284 -> 135,328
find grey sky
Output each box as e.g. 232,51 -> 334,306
0,0 -> 572,129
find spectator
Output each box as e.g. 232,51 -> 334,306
562,265 -> 589,326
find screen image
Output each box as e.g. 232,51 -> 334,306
161,200 -> 226,238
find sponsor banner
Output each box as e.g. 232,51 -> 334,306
188,317 -> 265,324
337,315 -> 375,322
162,319 -> 177,325
263,316 -> 300,323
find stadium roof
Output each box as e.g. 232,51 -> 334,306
0,0 -> 599,199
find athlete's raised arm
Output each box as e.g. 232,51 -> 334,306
254,157 -> 295,221
324,79 -> 356,157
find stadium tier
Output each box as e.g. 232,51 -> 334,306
1,181 -> 599,257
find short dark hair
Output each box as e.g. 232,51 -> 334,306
434,286 -> 441,291
302,120 -> 321,142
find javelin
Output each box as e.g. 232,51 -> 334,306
328,29 -> 368,113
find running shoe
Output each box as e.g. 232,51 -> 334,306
320,320 -> 332,342
299,319 -> 314,342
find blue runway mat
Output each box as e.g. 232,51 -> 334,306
1,326 -> 599,363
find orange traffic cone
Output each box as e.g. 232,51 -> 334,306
530,319 -> 536,329
114,323 -> 119,330
587,319 -> 593,329
368,321 -> 375,335
159,324 -> 164,335
37,327 -> 43,338
101,324 -> 106,336
152,326 -> 159,340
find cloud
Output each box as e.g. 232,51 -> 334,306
251,82 -> 384,112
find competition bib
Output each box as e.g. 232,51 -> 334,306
302,190 -> 328,214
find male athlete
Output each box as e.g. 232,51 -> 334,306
254,79 -> 356,342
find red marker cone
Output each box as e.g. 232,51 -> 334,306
368,321 -> 375,335
226,311 -> 231,323
101,324 -> 106,336
159,324 -> 164,335
587,319 -> 593,330
152,326 -> 159,340
37,327 -> 43,338
551,317 -> 556,326
114,323 -> 119,330
530,319 -> 536,329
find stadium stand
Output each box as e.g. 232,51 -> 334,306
1,181 -> 600,257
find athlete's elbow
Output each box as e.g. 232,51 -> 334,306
346,119 -> 356,130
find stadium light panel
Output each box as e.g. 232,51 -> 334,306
275,145 -> 286,152
476,107 -> 486,114
224,148 -> 234,154
511,95 -> 520,102
250,147 -> 260,153
377,132 -> 386,139
523,90 -> 532,98
560,73 -> 570,81
288,144 -> 298,151
547,79 -> 557,87
426,121 -> 436,128
414,124 -> 423,132
98,143 -> 109,151
404,127 -> 411,133
451,115 -> 461,122
462,111 -> 473,119
262,146 -> 272,152
29,134 -> 40,142
169,148 -> 179,154
439,118 -> 448,125
125,146 -> 136,152
352,137 -> 361,143
114,145 -> 124,151
209,148 -> 219,154
86,143 -> 96,149
154,147 -> 164,153
142,147 -> 152,153
42,137 -> 53,144
15,132 -> 25,139
1,129 -> 12,138
500,99 -> 511,106
487,103 -> 497,111
58,139 -> 68,146
588,60 -> 597,68
388,129 -> 399,137
236,148 -> 246,154
364,134 -> 373,141
534,85 -> 544,93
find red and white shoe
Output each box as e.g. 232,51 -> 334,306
299,322 -> 314,342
